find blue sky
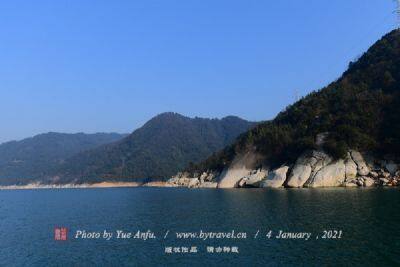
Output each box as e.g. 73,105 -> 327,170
0,0 -> 396,143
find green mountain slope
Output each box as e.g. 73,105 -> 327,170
191,29 -> 400,173
0,132 -> 126,185
52,113 -> 255,183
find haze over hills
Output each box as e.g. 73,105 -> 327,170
48,113 -> 256,184
0,132 -> 126,185
187,29 -> 400,181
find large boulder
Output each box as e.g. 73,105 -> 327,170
199,172 -> 208,183
287,151 -> 332,188
363,177 -> 375,187
345,157 -> 358,181
205,172 -> 217,182
309,151 -> 332,178
260,166 -> 289,188
286,164 -> 311,188
217,167 -> 250,188
351,151 -> 370,176
305,160 -> 346,188
178,177 -> 191,186
217,152 -> 258,188
188,178 -> 199,188
245,169 -> 268,187
237,178 -> 247,188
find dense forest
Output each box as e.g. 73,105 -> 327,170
49,113 -> 255,183
191,29 -> 400,173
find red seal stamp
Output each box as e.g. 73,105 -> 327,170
54,227 -> 68,241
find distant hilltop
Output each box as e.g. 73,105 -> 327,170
49,113 -> 256,184
0,114 -> 255,185
0,132 -> 126,185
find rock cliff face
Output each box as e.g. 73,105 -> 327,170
217,152 -> 259,188
167,150 -> 400,189
286,151 -> 331,187
304,160 -> 346,188
259,166 -> 289,188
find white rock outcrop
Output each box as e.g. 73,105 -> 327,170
217,152 -> 258,188
170,150 -> 399,189
287,164 -> 312,188
286,153 -> 312,188
305,160 -> 346,188
260,166 -> 289,188
286,151 -> 331,188
363,177 -> 375,187
245,169 -> 268,187
188,178 -> 199,188
217,168 -> 250,188
237,178 -> 247,188
345,156 -> 358,181
351,151 -> 370,176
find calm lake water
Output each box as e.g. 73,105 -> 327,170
0,187 -> 399,266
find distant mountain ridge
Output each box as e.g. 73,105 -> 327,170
0,132 -> 126,185
50,113 -> 256,184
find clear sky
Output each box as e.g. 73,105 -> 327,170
0,0 -> 397,143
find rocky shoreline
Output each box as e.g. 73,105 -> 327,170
0,181 -> 174,190
2,150 -> 398,190
167,150 -> 400,189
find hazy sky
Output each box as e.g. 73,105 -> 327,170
0,0 -> 396,143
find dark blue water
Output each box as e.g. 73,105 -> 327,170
0,187 -> 399,266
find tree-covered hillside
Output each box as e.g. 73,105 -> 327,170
0,132 -> 126,185
52,113 -> 255,183
192,29 -> 400,172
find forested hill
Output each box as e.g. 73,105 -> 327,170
191,29 -> 400,173
51,113 -> 256,183
0,132 -> 126,184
